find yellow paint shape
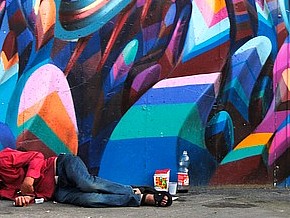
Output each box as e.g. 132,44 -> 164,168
206,0 -> 226,13
1,52 -> 19,71
281,68 -> 290,92
39,0 -> 56,33
34,0 -> 41,16
18,97 -> 45,126
234,133 -> 273,150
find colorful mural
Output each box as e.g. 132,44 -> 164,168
1,0 -> 290,187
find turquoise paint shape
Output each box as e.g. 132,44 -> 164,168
179,105 -> 205,148
183,31 -> 230,62
0,61 -> 19,85
224,77 -> 250,105
123,39 -> 139,65
207,111 -> 234,147
0,74 -> 18,122
110,103 -> 205,148
111,104 -> 193,139
6,59 -> 50,137
257,14 -> 278,56
55,0 -> 131,40
221,145 -> 266,164
223,78 -> 250,121
104,39 -> 139,96
278,0 -> 290,32
18,114 -> 71,154
234,36 -> 272,67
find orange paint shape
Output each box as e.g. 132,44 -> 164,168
18,97 -> 44,126
18,91 -> 78,154
282,68 -> 290,92
205,0 -> 226,13
36,0 -> 56,50
1,52 -> 19,71
235,133 -> 273,150
39,0 -> 56,31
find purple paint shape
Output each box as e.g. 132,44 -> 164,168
136,0 -> 146,8
112,54 -> 126,81
254,100 -> 290,133
131,64 -> 161,92
268,123 -> 290,165
273,41 -> 290,87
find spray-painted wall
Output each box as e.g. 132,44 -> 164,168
1,0 -> 290,187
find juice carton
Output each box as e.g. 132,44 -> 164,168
153,169 -> 170,191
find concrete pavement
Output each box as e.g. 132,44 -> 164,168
1,186 -> 290,218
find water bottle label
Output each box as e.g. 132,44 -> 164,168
178,172 -> 189,186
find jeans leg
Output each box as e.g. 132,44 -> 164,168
54,186 -> 141,207
57,154 -> 134,195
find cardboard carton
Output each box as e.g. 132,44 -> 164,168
153,169 -> 170,191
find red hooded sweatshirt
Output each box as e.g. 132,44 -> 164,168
0,148 -> 56,200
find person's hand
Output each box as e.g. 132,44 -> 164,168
20,177 -> 35,195
14,195 -> 34,207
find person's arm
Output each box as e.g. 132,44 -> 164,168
20,177 -> 35,196
14,195 -> 35,207
10,149 -> 45,195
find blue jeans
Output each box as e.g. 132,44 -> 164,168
54,154 -> 141,207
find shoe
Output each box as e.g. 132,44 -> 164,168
140,189 -> 173,207
132,186 -> 156,194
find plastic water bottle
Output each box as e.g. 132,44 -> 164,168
177,150 -> 190,193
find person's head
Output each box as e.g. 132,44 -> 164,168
16,146 -> 28,152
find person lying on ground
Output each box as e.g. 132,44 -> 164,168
0,148 -> 172,207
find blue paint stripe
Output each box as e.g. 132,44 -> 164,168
229,63 -> 256,98
224,78 -> 250,107
226,88 -> 249,121
206,120 -> 228,136
196,86 -> 217,124
276,114 -> 290,132
235,14 -> 251,23
231,48 -> 258,68
17,28 -> 33,55
7,1 -> 20,16
136,84 -> 215,105
99,137 -> 216,186
79,33 -> 101,61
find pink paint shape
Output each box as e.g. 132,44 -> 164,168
194,0 -> 228,27
18,64 -> 77,130
254,101 -> 290,133
268,123 -> 290,165
112,54 -> 125,80
153,72 -> 221,97
273,42 -> 290,87
255,38 -> 290,133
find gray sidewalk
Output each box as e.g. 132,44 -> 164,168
1,186 -> 290,218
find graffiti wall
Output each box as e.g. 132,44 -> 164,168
1,0 -> 290,187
